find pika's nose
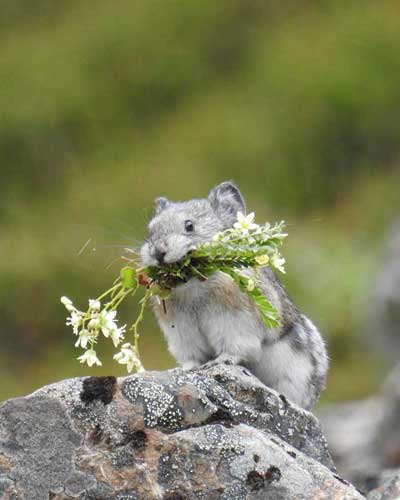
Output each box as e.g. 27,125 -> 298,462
154,248 -> 166,264
153,240 -> 167,264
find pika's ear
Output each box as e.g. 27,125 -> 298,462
155,196 -> 170,214
208,181 -> 246,225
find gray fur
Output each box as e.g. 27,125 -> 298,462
155,196 -> 170,214
208,181 -> 246,227
141,181 -> 328,410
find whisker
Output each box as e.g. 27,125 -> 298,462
105,256 -> 125,271
70,223 -> 138,243
141,206 -> 153,225
285,217 -> 325,228
95,244 -> 134,250
77,238 -> 92,256
110,218 -> 141,234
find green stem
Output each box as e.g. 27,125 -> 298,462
189,265 -> 209,280
131,287 -> 152,354
109,283 -> 139,310
96,283 -> 121,302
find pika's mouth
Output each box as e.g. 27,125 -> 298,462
155,244 -> 196,266
145,248 -> 200,288
146,261 -> 192,288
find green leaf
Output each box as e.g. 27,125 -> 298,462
219,267 -> 280,329
250,289 -> 280,328
120,266 -> 138,289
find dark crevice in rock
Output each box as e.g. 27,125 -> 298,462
279,394 -> 289,407
205,408 -> 237,428
246,466 -> 281,491
333,473 -> 350,486
80,376 -> 117,405
163,493 -> 187,500
87,424 -> 103,445
265,466 -> 282,482
246,471 -> 269,491
121,430 -> 148,450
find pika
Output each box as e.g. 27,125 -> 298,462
140,182 -> 328,410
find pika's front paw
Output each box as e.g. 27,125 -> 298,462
181,360 -> 201,370
199,355 -> 240,370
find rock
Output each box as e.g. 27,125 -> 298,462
366,216 -> 400,362
319,397 -> 384,491
367,473 -> 400,500
319,215 -> 400,494
0,364 -> 363,499
319,363 -> 400,492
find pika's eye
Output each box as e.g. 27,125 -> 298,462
184,220 -> 194,232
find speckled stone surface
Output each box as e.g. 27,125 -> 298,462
0,365 -> 363,499
319,363 -> 400,492
367,474 -> 400,500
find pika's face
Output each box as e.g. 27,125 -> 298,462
140,200 -> 223,266
141,182 -> 246,266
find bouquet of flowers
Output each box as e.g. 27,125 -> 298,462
61,212 -> 287,373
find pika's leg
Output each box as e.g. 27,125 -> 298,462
200,310 -> 264,369
181,360 -> 203,370
199,353 -> 242,369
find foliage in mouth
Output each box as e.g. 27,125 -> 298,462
61,212 -> 287,373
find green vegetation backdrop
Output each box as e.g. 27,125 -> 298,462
1,0 -> 399,403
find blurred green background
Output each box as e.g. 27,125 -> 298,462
1,0 -> 399,404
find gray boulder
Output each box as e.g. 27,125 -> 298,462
366,216 -> 400,361
0,364 -> 363,499
319,363 -> 400,492
319,217 -> 400,494
367,473 -> 400,500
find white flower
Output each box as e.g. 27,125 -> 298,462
234,212 -> 258,233
255,254 -> 269,266
88,299 -> 101,311
86,308 -> 124,345
61,296 -> 75,312
87,317 -> 100,330
61,296 -> 73,306
78,349 -> 102,367
66,311 -> 83,335
98,310 -> 118,337
114,343 -> 142,373
74,329 -> 92,349
110,325 -> 126,347
246,278 -> 255,292
271,253 -> 286,274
